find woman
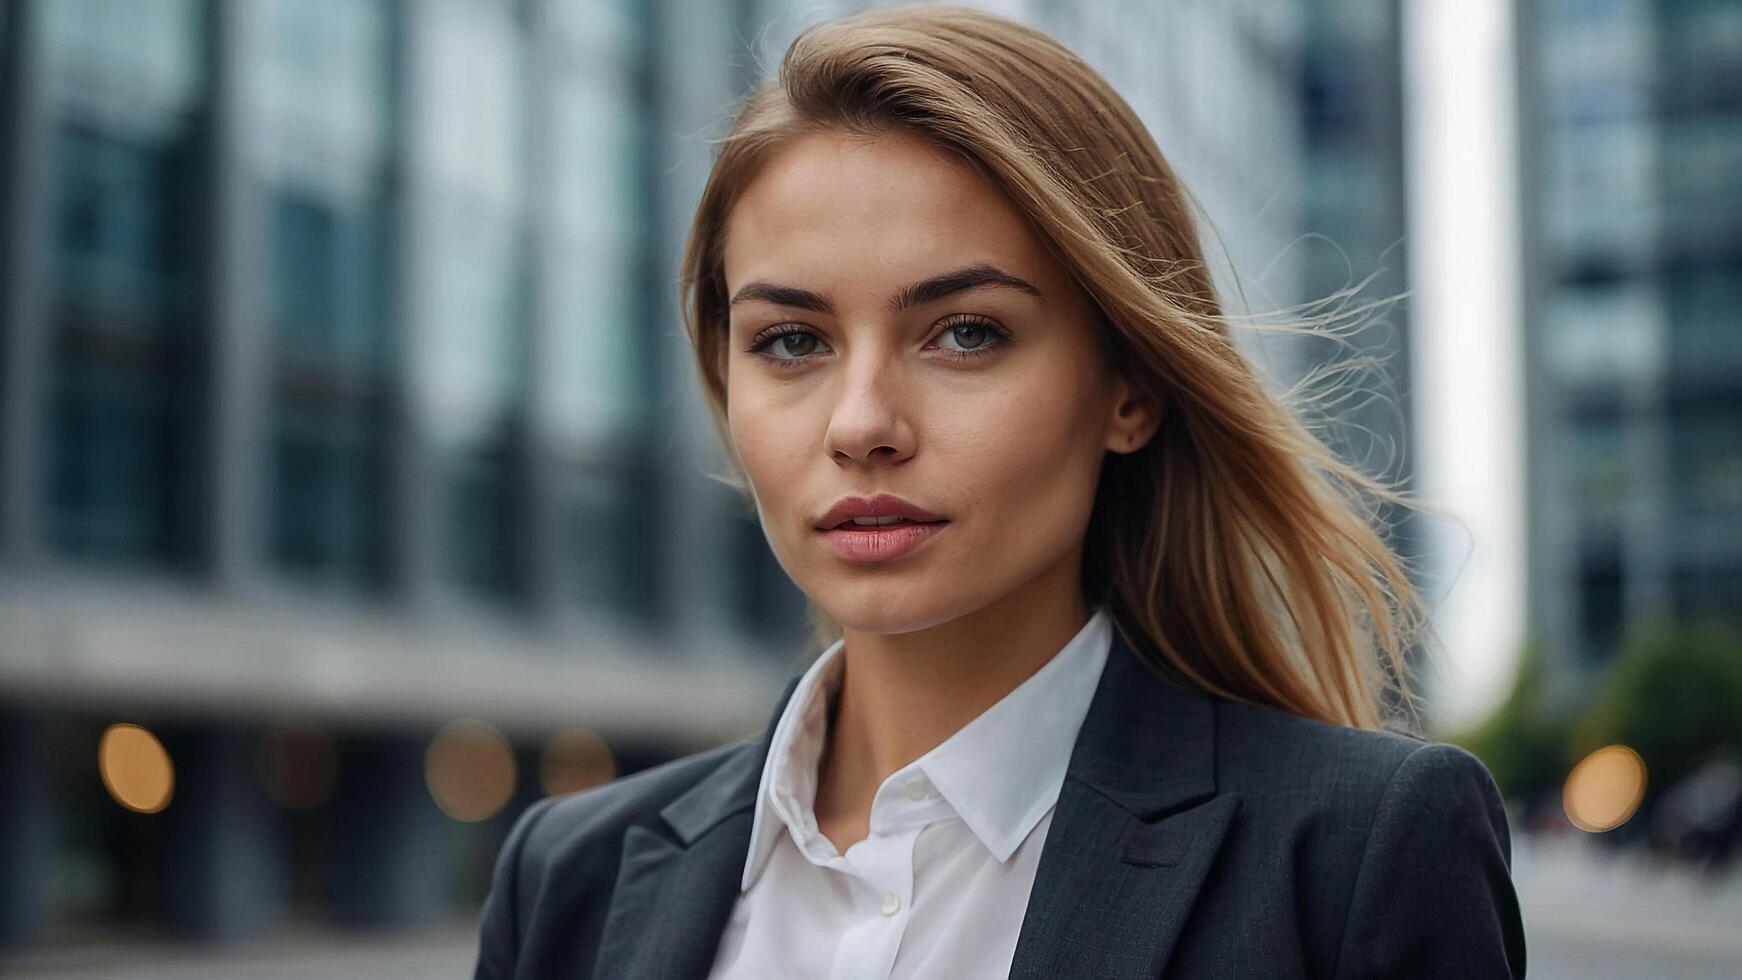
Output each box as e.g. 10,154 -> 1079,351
474,5 -> 1526,978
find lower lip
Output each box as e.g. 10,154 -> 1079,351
818,521 -> 949,563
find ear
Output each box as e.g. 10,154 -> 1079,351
1104,372 -> 1164,455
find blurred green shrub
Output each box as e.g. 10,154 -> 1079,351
1569,619 -> 1742,802
1449,638 -> 1572,803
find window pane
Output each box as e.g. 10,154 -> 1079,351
1543,279 -> 1663,384
1667,266 -> 1742,373
256,0 -> 393,192
266,193 -> 391,589
256,0 -> 396,593
415,0 -> 529,600
49,125 -> 199,563
1671,404 -> 1742,518
1571,416 -> 1628,523
43,0 -> 203,116
540,9 -> 655,616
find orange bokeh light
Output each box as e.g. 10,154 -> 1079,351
99,723 -> 174,814
1563,743 -> 1648,833
425,719 -> 517,822
540,727 -> 617,797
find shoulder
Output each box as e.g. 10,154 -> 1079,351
1212,695 -> 1501,817
1208,695 -> 1513,890
1208,698 -> 1525,977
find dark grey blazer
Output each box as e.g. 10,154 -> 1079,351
472,627 -> 1527,978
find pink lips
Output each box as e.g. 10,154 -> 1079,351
814,492 -> 948,530
818,520 -> 949,563
813,492 -> 950,563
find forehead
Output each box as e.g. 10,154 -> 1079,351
721,128 -> 1054,297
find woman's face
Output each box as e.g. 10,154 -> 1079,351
721,127 -> 1156,637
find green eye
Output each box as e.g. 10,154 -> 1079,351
931,316 -> 1009,360
943,322 -> 991,349
772,332 -> 819,358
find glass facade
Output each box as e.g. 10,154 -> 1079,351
1,0 -> 805,948
1525,0 -> 1742,668
258,0 -> 394,592
416,0 -> 532,602
0,0 -> 813,626
1667,266 -> 1742,374
540,0 -> 659,617
1571,412 -> 1628,524
1544,279 -> 1662,385
1670,401 -> 1742,519
1,0 -> 803,710
44,0 -> 204,565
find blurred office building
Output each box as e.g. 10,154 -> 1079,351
0,0 -> 1419,956
0,0 -> 808,948
1517,0 -> 1742,686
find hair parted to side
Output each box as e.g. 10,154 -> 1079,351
678,4 -> 1428,732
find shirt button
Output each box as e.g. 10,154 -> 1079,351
880,891 -> 901,916
904,778 -> 927,800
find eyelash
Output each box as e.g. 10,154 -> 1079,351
744,314 -> 1013,368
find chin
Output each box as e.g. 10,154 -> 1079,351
811,576 -> 1001,638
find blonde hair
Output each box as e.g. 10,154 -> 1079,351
678,4 -> 1426,731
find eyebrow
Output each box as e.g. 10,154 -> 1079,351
727,263 -> 1042,316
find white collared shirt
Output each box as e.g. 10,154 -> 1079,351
706,606 -> 1113,980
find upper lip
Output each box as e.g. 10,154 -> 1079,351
815,493 -> 949,530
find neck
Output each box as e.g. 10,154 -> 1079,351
813,559 -> 1093,832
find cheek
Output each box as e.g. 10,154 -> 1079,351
939,377 -> 1104,529
728,396 -> 812,512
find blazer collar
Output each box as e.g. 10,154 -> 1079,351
659,670 -> 800,846
1007,622 -> 1241,978
595,622 -> 1239,979
1065,620 -> 1219,818
591,671 -> 798,978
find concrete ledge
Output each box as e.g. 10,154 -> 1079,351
0,573 -> 795,747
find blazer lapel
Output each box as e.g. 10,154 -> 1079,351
592,673 -> 802,979
1008,627 -> 1242,979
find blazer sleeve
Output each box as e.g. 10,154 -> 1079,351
474,795 -> 559,980
1331,741 -> 1527,979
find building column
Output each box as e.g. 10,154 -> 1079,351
649,0 -> 749,651
0,706 -> 53,948
385,0 -> 443,610
0,0 -> 52,562
519,0 -> 564,623
158,725 -> 285,941
199,0 -> 270,586
325,732 -> 450,927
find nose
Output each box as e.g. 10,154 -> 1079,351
822,354 -> 915,465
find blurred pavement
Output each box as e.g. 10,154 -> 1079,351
0,915 -> 478,979
1515,833 -> 1742,979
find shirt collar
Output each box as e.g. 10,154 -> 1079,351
739,605 -> 1113,892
